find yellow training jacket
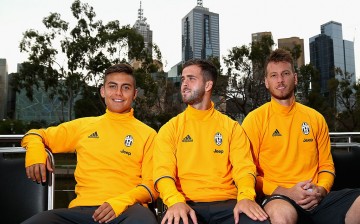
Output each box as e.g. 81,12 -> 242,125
21,109 -> 157,216
241,99 -> 335,195
153,102 -> 256,207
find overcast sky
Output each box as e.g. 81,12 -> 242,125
1,0 -> 359,80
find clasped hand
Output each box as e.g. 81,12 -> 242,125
288,180 -> 326,210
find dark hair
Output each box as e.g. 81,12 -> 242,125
103,63 -> 136,86
182,59 -> 218,86
264,48 -> 295,76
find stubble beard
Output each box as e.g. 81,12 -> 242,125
271,85 -> 295,100
182,89 -> 204,105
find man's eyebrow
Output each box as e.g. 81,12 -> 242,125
182,74 -> 196,78
106,81 -> 132,86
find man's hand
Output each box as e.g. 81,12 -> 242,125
161,202 -> 197,224
93,202 -> 116,223
274,179 -> 313,202
26,156 -> 53,183
297,185 -> 326,210
233,199 -> 268,224
274,179 -> 326,211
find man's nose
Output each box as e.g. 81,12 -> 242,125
277,74 -> 285,82
116,87 -> 123,95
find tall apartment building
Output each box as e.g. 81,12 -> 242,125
309,21 -> 356,97
133,1 -> 153,57
278,37 -> 305,69
0,59 -> 8,119
182,0 -> 219,62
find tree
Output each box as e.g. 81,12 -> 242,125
297,64 -> 334,129
330,68 -> 360,131
74,85 -> 104,118
12,0 -> 147,123
222,35 -> 274,120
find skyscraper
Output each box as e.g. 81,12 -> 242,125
133,1 -> 153,56
0,59 -> 8,119
182,0 -> 219,62
310,21 -> 356,96
278,37 -> 305,69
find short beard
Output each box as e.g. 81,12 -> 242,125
270,86 -> 295,100
182,89 -> 203,105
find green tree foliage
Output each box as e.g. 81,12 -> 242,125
329,68 -> 360,131
297,64 -> 334,129
74,86 -> 104,118
133,68 -> 183,131
222,35 -> 274,120
12,0 -> 147,122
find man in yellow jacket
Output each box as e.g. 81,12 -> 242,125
21,63 -> 158,224
242,48 -> 360,224
153,59 -> 269,224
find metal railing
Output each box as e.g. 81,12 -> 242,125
329,132 -> 360,147
0,134 -> 24,142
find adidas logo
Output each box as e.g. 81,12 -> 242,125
182,135 -> 193,142
272,129 -> 282,137
88,131 -> 99,138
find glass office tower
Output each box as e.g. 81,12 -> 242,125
310,21 -> 356,96
182,1 -> 219,62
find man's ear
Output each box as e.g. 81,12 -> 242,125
100,85 -> 105,98
264,77 -> 269,89
133,88 -> 138,100
205,80 -> 213,92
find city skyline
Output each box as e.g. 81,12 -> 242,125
1,0 -> 359,80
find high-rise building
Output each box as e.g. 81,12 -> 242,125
278,37 -> 305,69
251,32 -> 273,43
182,0 -> 219,62
0,59 -> 8,119
133,1 -> 153,57
310,21 -> 356,96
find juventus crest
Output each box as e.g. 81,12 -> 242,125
301,122 -> 310,135
124,135 -> 134,147
214,132 -> 223,146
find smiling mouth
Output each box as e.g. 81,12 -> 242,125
113,99 -> 124,102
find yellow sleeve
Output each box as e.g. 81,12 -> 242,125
317,172 -> 334,193
316,114 -> 335,192
156,178 -> 186,207
21,130 -> 48,167
236,175 -> 256,201
153,121 -> 185,207
106,186 -> 152,216
140,130 -> 159,202
21,120 -> 81,167
230,123 -> 257,201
